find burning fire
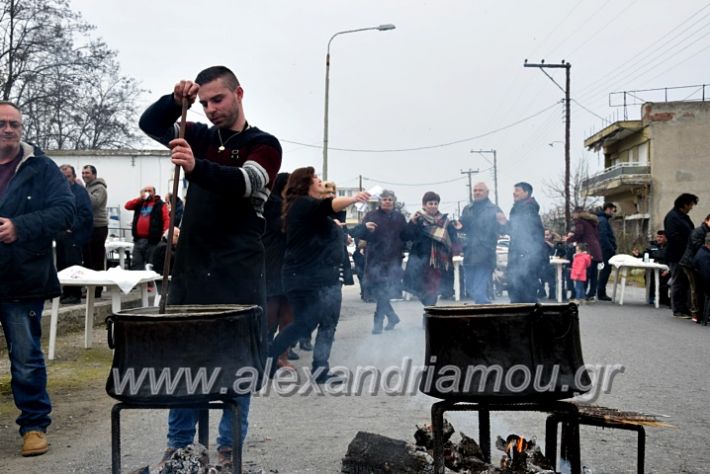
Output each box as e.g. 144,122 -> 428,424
505,434 -> 528,455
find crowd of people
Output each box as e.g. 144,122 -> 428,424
1,63 -> 709,473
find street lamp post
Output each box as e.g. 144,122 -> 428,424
322,24 -> 395,180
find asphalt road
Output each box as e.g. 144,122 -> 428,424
1,285 -> 709,473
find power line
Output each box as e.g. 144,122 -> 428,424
576,3 -> 710,102
571,99 -> 608,122
279,100 -> 562,153
362,176 -> 466,187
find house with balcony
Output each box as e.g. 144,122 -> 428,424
582,101 -> 710,245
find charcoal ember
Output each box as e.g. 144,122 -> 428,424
157,443 -> 214,474
458,431 -> 484,460
414,418 -> 455,449
443,441 -> 463,469
527,446 -> 554,471
341,431 -> 435,473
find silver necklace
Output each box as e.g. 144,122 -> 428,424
217,122 -> 249,152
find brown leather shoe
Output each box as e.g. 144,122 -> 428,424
21,431 -> 48,456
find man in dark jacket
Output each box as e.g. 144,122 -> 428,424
140,65 -> 282,468
663,193 -> 698,318
455,182 -> 507,303
596,202 -> 617,300
679,213 -> 710,322
124,185 -> 169,270
505,182 -> 546,303
0,101 -> 75,457
56,165 -> 93,304
351,190 -> 408,333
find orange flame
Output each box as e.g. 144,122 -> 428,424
516,436 -> 525,453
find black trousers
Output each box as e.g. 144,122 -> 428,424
56,231 -> 83,297
597,252 -> 614,297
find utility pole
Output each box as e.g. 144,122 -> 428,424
460,168 -> 479,203
524,59 -> 572,230
470,149 -> 498,206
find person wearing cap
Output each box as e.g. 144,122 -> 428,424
351,189 -> 408,334
505,182 -> 546,303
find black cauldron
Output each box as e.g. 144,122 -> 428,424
106,305 -> 264,404
420,303 -> 591,402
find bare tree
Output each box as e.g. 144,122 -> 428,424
1,0 -> 144,149
542,157 -> 601,233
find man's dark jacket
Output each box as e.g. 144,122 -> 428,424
506,197 -> 546,275
68,182 -> 94,245
680,222 -> 709,268
0,143 -> 75,300
663,207 -> 694,264
692,246 -> 710,293
597,211 -> 617,257
350,208 -> 407,296
459,197 -> 503,268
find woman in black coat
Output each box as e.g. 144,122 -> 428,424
268,167 -> 369,383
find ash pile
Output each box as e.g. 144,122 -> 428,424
342,419 -> 554,474
127,443 -> 274,474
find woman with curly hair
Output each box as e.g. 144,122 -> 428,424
268,166 -> 369,383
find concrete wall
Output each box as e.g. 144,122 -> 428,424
643,101 -> 710,231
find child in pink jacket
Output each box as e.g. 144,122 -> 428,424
571,243 -> 592,302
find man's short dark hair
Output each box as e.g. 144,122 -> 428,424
0,100 -> 21,112
514,181 -> 533,195
656,229 -> 665,236
83,164 -> 97,175
60,164 -> 76,177
195,66 -> 240,90
603,202 -> 617,211
422,191 -> 440,204
674,193 -> 699,209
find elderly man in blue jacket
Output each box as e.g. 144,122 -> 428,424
0,101 -> 75,457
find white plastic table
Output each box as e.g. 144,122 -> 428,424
608,254 -> 670,308
105,240 -> 134,269
49,266 -> 160,360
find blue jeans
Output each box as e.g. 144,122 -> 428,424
574,280 -> 586,300
464,264 -> 494,304
0,300 -> 52,435
270,284 -> 342,372
167,395 -> 251,450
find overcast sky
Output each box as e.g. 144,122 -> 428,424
70,0 -> 710,216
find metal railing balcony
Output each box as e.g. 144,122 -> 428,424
583,162 -> 651,189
